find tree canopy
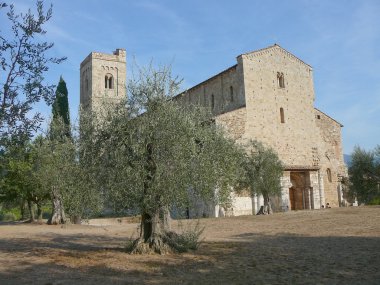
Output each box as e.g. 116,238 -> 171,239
0,1 -> 66,144
84,64 -> 245,253
238,140 -> 283,214
349,145 -> 380,204
0,138 -> 50,222
51,76 -> 71,138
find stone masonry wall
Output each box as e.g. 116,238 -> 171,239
239,45 -> 319,167
314,109 -> 346,207
174,65 -> 245,116
215,107 -> 246,143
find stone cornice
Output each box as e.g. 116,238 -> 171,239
284,165 -> 320,171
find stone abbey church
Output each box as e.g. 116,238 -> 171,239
80,44 -> 347,217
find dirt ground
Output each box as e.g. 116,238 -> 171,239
0,207 -> 379,285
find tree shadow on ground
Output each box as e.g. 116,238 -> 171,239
0,232 -> 127,252
0,231 -> 379,285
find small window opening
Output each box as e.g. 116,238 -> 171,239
230,86 -> 234,102
211,94 -> 215,110
277,72 -> 285,88
327,168 -> 332,182
105,74 -> 114,89
316,115 -> 321,119
85,78 -> 88,91
280,107 -> 285,123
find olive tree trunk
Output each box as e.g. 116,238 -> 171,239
264,195 -> 273,214
20,200 -> 28,220
36,202 -> 43,223
47,187 -> 66,225
27,200 -> 35,222
256,194 -> 273,215
130,209 -> 170,254
129,142 -> 174,254
162,207 -> 172,232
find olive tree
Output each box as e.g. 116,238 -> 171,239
34,119 -> 102,225
239,140 -> 283,214
89,65 -> 244,253
0,139 -> 49,222
349,145 -> 380,204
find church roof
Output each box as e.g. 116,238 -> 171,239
239,44 -> 313,68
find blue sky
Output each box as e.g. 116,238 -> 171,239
2,0 -> 380,154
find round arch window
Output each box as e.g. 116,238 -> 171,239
105,73 -> 114,89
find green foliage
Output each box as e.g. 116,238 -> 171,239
238,140 -> 283,205
0,140 -> 49,218
0,1 -> 66,143
51,76 -> 71,138
0,207 -> 21,221
368,197 -> 380,205
0,211 -> 17,222
349,145 -> 380,203
35,120 -> 103,220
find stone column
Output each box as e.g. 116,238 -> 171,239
309,171 -> 321,209
280,171 -> 292,211
302,188 -> 306,209
337,182 -> 344,207
318,170 -> 326,208
307,187 -> 312,209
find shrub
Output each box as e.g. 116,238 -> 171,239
0,207 -> 21,221
368,197 -> 380,205
0,212 -> 17,222
165,220 -> 205,252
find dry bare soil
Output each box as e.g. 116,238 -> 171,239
0,207 -> 379,285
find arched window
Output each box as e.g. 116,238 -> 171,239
280,107 -> 285,123
105,74 -> 114,89
277,72 -> 285,88
327,168 -> 332,182
211,94 -> 215,110
230,86 -> 234,102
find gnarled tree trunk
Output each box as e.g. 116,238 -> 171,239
129,142 -> 174,254
264,195 -> 273,214
162,206 -> 172,232
27,200 -> 35,222
257,195 -> 273,215
20,200 -> 28,221
131,209 -> 170,254
47,187 -> 66,225
36,202 -> 43,223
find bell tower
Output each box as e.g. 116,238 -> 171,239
80,48 -> 126,115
